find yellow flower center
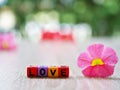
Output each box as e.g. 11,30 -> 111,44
2,41 -> 8,49
91,58 -> 104,66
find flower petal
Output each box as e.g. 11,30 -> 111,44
77,52 -> 92,68
82,64 -> 114,78
102,47 -> 118,65
87,44 -> 104,58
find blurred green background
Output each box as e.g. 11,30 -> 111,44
0,0 -> 120,37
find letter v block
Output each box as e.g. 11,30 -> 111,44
27,66 -> 38,78
48,66 -> 58,78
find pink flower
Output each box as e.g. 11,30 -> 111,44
77,44 -> 118,78
0,33 -> 16,50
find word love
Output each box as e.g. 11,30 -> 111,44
27,66 -> 69,78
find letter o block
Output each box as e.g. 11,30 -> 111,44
38,66 -> 48,77
48,66 -> 58,78
59,66 -> 69,78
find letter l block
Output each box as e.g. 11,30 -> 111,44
27,66 -> 38,78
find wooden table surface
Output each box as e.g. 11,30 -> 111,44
0,38 -> 120,90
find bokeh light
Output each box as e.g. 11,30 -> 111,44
0,8 -> 16,31
0,0 -> 7,6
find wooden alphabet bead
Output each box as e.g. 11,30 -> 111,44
48,66 -> 59,78
58,66 -> 69,78
38,66 -> 48,77
27,66 -> 38,77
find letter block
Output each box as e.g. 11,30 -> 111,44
48,66 -> 59,78
27,66 -> 38,77
59,66 -> 69,78
27,66 -> 69,78
38,66 -> 48,77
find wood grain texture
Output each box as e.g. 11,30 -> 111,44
0,38 -> 120,90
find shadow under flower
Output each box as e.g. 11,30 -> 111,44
74,76 -> 120,81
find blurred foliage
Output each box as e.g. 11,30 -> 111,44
1,0 -> 120,36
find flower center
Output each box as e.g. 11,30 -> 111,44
2,41 -> 8,49
91,58 -> 104,66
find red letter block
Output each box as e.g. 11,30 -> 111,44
59,66 -> 69,78
27,66 -> 38,78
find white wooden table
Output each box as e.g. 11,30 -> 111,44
0,38 -> 120,90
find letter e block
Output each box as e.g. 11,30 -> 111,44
59,66 -> 69,78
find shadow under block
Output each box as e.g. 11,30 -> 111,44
38,66 -> 48,77
59,66 -> 69,78
27,66 -> 38,77
48,66 -> 59,78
